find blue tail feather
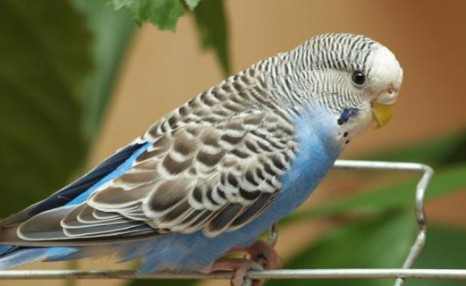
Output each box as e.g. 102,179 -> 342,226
0,246 -> 78,269
0,248 -> 48,269
0,245 -> 19,257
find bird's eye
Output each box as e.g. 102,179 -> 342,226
351,71 -> 366,85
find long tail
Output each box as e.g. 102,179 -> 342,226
0,245 -> 78,269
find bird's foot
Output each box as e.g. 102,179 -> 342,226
201,258 -> 264,286
231,240 -> 282,269
201,240 -> 281,286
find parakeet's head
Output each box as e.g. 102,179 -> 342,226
265,33 -> 403,144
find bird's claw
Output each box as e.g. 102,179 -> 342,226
202,240 -> 281,286
243,240 -> 282,269
202,258 -> 263,286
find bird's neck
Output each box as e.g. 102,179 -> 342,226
266,107 -> 343,220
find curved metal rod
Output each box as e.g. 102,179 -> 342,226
254,161 -> 434,286
333,160 -> 434,286
267,223 -> 279,248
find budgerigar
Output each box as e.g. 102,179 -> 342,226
0,33 -> 402,285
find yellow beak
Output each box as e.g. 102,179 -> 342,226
372,102 -> 395,128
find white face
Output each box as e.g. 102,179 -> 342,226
366,45 -> 403,105
332,42 -> 404,147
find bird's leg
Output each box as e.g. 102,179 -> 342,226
229,240 -> 282,269
201,240 -> 281,286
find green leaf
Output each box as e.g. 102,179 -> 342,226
193,0 -> 230,76
184,0 -> 201,10
366,130 -> 466,167
72,0 -> 136,142
406,225 -> 466,286
268,211 -> 416,286
0,0 -> 92,216
436,130 -> 466,166
284,164 -> 466,225
107,0 -> 231,76
109,0 -> 185,31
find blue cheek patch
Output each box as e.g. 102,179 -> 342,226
337,108 -> 359,125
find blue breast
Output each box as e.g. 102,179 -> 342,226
138,109 -> 343,272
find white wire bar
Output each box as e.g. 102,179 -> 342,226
1,269 -> 466,280
1,160 -> 462,285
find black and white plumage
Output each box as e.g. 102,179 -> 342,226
0,33 -> 403,276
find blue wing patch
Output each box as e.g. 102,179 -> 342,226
32,141 -> 153,212
0,245 -> 19,256
0,141 -> 153,226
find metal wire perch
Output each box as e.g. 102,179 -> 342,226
1,160 -> 464,285
333,160 -> 433,286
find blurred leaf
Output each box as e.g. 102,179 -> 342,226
108,0 -> 231,76
185,0 -> 201,10
366,131 -> 466,167
109,0 -> 184,31
72,0 -> 136,142
268,211 -> 416,286
193,0 -> 230,75
284,164 -> 466,225
406,225 -> 466,286
0,0 -> 92,216
437,132 -> 466,166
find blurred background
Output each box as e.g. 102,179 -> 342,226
1,0 -> 466,286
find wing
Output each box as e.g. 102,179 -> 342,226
1,69 -> 298,244
92,110 -> 296,237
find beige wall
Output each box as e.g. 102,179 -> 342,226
93,0 -> 466,159
3,1 -> 466,285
